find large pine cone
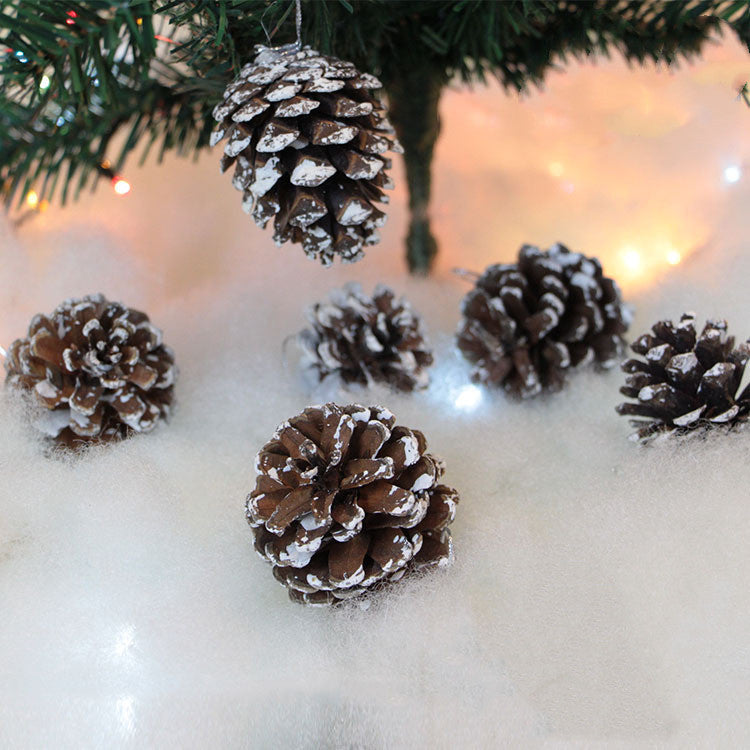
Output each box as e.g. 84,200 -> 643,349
211,44 -> 400,266
298,283 -> 433,392
457,243 -> 631,398
4,294 -> 176,447
616,313 -> 750,442
246,403 -> 459,606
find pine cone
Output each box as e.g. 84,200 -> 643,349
211,44 -> 400,266
616,313 -> 750,442
246,403 -> 459,606
456,243 -> 631,397
298,283 -> 433,391
4,294 -> 176,447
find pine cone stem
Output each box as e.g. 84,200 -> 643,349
384,64 -> 447,274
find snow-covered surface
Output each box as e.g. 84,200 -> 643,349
1,39 -> 750,748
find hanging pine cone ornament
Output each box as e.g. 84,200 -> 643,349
246,403 -> 459,606
456,243 -> 631,398
616,314 -> 750,442
4,294 -> 176,448
298,283 -> 433,392
211,44 -> 401,266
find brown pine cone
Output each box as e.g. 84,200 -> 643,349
298,283 -> 433,392
246,403 -> 459,606
457,243 -> 631,398
211,44 -> 401,266
616,313 -> 750,442
4,294 -> 176,447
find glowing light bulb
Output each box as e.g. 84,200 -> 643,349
548,162 -> 564,178
65,10 -> 77,25
25,190 -> 38,208
666,249 -> 681,265
454,384 -> 482,412
38,199 -> 49,213
723,165 -> 742,184
39,74 -> 50,91
112,178 -> 131,195
621,247 -> 642,273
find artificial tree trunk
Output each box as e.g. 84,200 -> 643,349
385,63 -> 447,274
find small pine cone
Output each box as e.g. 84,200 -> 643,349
4,294 -> 176,447
298,283 -> 433,391
616,313 -> 750,442
456,243 -> 631,398
211,44 -> 401,266
246,403 -> 459,606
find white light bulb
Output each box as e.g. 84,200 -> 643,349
454,384 -> 482,412
723,165 -> 742,184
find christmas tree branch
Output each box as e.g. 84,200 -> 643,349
2,0 -> 749,270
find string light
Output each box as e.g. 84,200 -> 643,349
25,190 -> 38,209
39,74 -> 50,91
65,10 -> 77,25
453,384 -> 483,412
112,177 -> 131,195
621,246 -> 642,273
723,165 -> 742,184
666,249 -> 682,265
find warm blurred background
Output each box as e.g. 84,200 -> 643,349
1,33 -> 748,332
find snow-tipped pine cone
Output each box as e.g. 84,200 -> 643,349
4,294 -> 176,447
246,403 -> 459,606
299,283 -> 433,391
616,313 -> 750,442
211,44 -> 400,266
457,243 -> 631,398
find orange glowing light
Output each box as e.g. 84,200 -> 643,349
112,178 -> 131,196
38,199 -> 49,213
25,190 -> 39,208
621,247 -> 643,273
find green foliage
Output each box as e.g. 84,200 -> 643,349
1,0 -> 748,218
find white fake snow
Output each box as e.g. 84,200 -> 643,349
1,43 -> 750,748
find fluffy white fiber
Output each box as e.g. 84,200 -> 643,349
1,41 -> 750,748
